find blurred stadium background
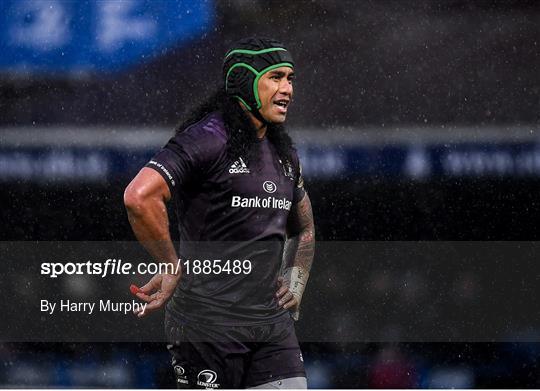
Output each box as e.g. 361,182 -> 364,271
1,0 -> 540,388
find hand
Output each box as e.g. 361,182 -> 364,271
130,273 -> 180,318
276,276 -> 300,312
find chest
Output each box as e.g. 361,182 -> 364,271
209,144 -> 296,207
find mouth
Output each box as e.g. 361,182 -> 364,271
273,99 -> 289,114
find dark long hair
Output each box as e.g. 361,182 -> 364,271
175,89 -> 295,166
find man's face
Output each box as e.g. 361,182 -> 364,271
257,66 -> 294,124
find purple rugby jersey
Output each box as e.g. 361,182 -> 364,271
145,112 -> 306,325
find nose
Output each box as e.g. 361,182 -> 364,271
279,79 -> 293,96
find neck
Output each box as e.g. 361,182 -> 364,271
248,111 -> 267,138
238,102 -> 267,138
255,123 -> 267,139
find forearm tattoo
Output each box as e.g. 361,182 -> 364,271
282,193 -> 315,311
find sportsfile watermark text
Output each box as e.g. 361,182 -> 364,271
41,259 -> 252,278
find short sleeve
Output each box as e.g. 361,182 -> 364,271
291,151 -> 306,204
144,130 -> 203,192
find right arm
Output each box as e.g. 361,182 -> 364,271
124,167 -> 180,317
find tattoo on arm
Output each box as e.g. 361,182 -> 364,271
283,192 -> 315,276
281,193 -> 315,319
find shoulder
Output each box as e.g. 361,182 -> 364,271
287,147 -> 305,189
175,112 -> 227,145
169,112 -> 228,160
287,146 -> 301,171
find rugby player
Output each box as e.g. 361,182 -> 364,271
124,37 -> 315,389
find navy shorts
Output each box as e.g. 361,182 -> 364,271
165,313 -> 306,389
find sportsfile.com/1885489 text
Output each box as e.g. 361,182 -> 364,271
40,258 -> 252,278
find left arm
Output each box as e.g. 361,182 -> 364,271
277,192 -> 315,320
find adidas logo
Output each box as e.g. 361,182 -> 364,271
229,157 -> 250,174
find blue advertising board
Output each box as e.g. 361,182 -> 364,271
297,142 -> 540,180
2,139 -> 540,183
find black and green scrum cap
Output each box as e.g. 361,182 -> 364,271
223,37 -> 294,112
